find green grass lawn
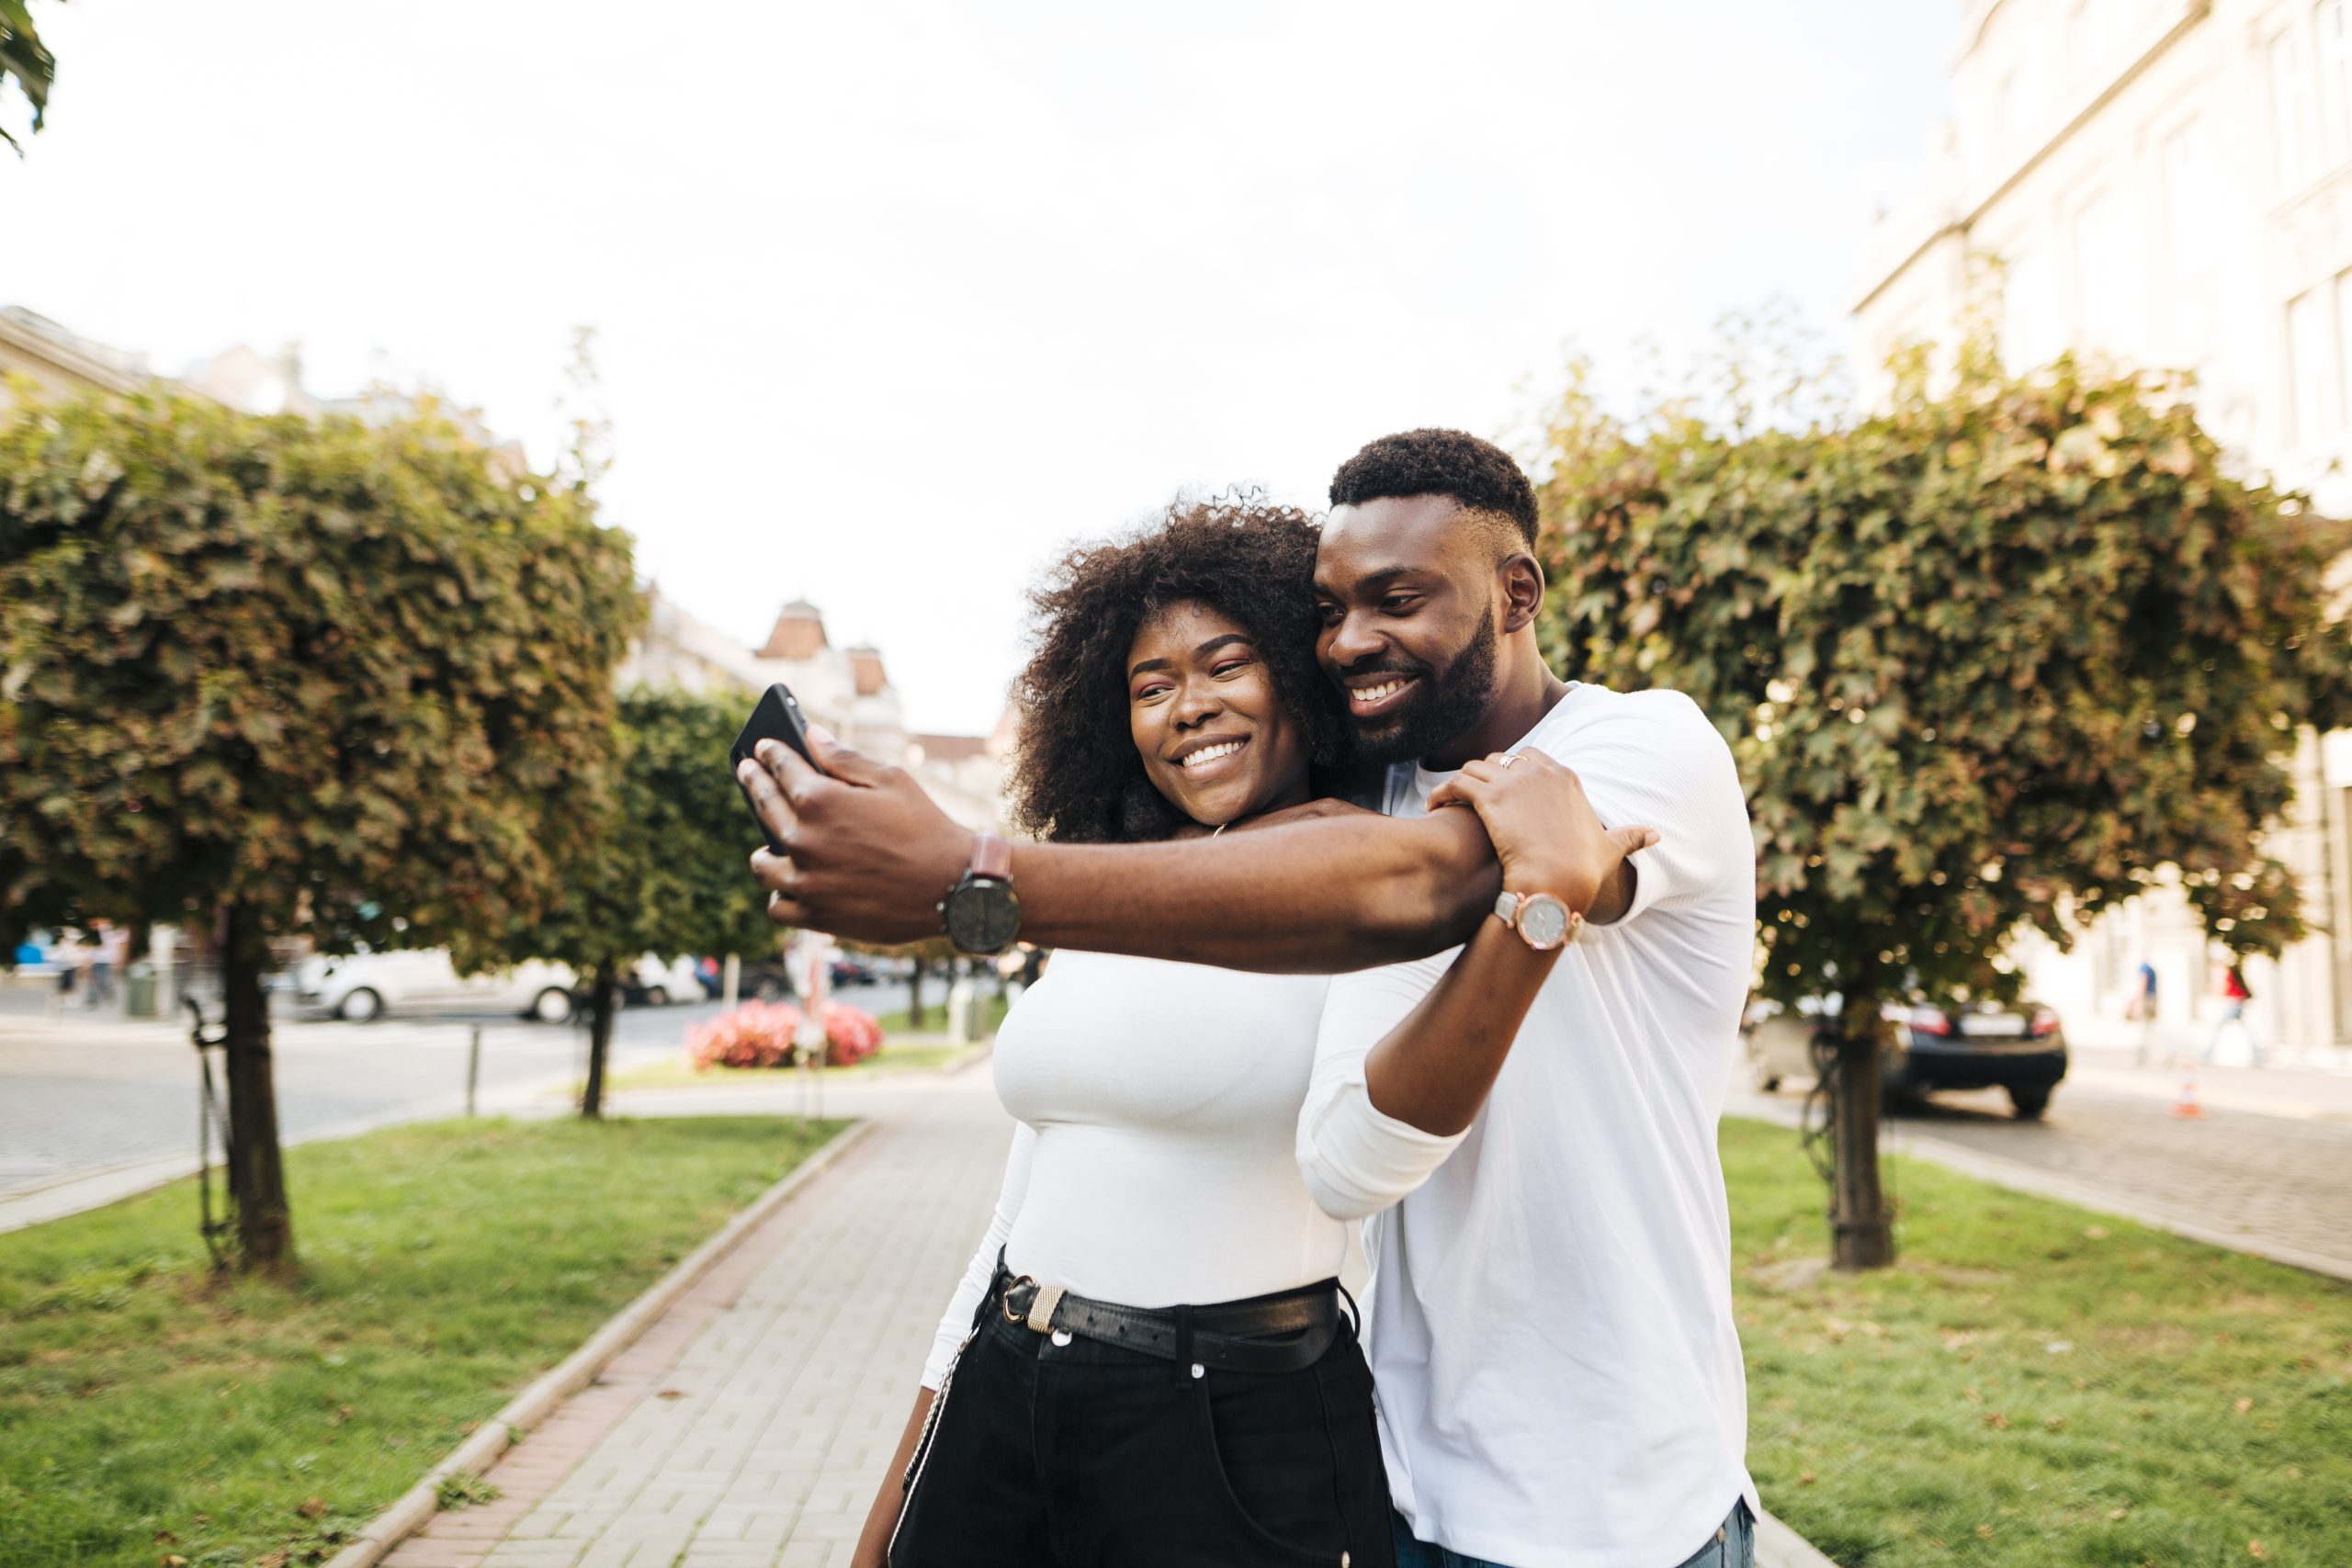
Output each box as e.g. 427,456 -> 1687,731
602,1040 -> 984,1092
873,992 -> 1011,1039
0,1114 -> 844,1568
1725,1117 -> 2352,1566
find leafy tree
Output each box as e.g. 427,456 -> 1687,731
0,0 -> 56,154
1532,344 -> 2351,1268
0,389 -> 639,1269
525,684 -> 788,1118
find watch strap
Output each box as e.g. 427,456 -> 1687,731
1493,887 -> 1581,951
971,832 -> 1012,881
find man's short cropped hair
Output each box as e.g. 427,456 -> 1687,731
1328,428 -> 1541,549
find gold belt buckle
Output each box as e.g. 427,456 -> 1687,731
1001,1276 -> 1067,1334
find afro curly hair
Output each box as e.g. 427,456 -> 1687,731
1006,495 -> 1351,844
1328,427 -> 1541,549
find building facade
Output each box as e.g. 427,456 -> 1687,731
0,306 -> 149,403
1857,0 -> 2352,1051
621,592 -> 1010,836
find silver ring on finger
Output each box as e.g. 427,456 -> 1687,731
1497,753 -> 1519,770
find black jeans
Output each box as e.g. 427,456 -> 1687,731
890,1275 -> 1394,1567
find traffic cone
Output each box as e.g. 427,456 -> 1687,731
2169,1065 -> 2206,1120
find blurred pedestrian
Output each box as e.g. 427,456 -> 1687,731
2205,963 -> 2261,1067
49,931 -> 82,1003
2131,957 -> 2158,1066
85,922 -> 124,1010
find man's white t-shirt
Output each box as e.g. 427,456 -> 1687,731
1296,682 -> 1758,1568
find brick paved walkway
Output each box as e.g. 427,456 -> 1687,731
384,1070 -> 1847,1568
384,1072 -> 1010,1568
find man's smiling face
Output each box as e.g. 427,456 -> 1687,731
1312,493 -> 1508,766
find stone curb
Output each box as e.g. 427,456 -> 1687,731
322,1118 -> 873,1568
1759,1506 -> 1841,1567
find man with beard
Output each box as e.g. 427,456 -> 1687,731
740,429 -> 1758,1568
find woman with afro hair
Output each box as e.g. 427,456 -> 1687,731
858,494 -> 1582,1568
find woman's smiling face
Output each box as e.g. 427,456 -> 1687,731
1126,599 -> 1313,829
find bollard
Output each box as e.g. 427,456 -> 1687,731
466,1026 -> 482,1117
947,974 -> 975,1045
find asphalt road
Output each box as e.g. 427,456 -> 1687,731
0,978 -> 912,1201
27,972 -> 2335,1281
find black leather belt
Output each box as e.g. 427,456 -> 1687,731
992,1269 -> 1340,1375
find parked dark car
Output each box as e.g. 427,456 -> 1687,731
1885,998 -> 2067,1119
1744,994 -> 2068,1120
738,960 -> 795,1003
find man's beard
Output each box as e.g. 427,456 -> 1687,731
1343,614 -> 1499,766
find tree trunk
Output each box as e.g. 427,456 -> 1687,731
580,961 -> 617,1120
907,959 -> 927,1029
1830,996 -> 1894,1269
221,904 -> 294,1271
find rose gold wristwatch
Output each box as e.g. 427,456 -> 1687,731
1494,888 -> 1581,951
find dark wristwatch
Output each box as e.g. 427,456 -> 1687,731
940,833 -> 1022,955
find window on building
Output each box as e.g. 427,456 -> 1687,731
2334,272 -> 2352,439
2288,288 -> 2335,448
2068,0 -> 2121,88
2275,25 -> 2318,189
2014,51 -> 2051,152
1994,68 -> 2019,160
2003,245 -> 2064,371
2324,0 -> 2352,163
2162,115 -> 2215,284
2072,189 -> 2132,354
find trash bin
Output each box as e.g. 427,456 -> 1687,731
125,959 -> 159,1018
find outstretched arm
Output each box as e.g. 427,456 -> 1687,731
1001,807 -> 1503,970
738,728 -> 1648,973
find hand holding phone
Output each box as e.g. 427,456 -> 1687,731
732,683 -> 815,854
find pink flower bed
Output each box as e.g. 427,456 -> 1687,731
820,1001 -> 882,1066
685,999 -> 884,1072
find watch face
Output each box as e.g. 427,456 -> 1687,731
946,879 -> 1022,954
1517,895 -> 1571,950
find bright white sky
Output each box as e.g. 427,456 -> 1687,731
2,1 -> 1957,733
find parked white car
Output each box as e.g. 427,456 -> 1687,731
292,949 -> 578,1023
624,953 -> 705,1006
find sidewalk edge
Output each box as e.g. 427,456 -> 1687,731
321,1117 -> 873,1568
1758,1506 -> 1840,1568
1887,1127 -> 2352,1285
1727,1104 -> 2352,1285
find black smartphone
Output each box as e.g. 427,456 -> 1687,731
731,682 -> 815,854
